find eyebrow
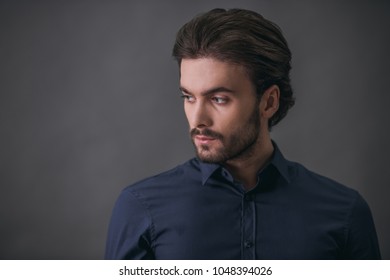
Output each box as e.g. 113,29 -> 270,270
179,86 -> 235,96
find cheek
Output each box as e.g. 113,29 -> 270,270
219,104 -> 256,130
216,110 -> 242,130
183,105 -> 192,124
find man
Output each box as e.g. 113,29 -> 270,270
105,8 -> 381,259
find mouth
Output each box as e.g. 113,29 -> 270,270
194,135 -> 216,145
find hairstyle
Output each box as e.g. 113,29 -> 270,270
172,8 -> 295,128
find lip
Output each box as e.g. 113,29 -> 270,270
194,135 -> 216,144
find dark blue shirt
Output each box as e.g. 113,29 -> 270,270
105,143 -> 381,259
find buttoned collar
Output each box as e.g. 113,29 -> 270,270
199,141 -> 291,185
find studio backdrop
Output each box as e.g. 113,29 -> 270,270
0,0 -> 389,259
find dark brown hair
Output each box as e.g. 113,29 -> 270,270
172,8 -> 295,128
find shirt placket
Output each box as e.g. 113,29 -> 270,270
241,192 -> 256,259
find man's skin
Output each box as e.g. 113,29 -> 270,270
180,57 -> 280,190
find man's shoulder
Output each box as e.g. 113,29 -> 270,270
122,158 -> 200,193
286,159 -> 360,201
271,142 -> 359,200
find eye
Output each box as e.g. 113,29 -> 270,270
181,94 -> 195,103
212,96 -> 228,104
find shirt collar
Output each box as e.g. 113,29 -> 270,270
269,141 -> 291,184
200,161 -> 220,185
198,141 -> 291,185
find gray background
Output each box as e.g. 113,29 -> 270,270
1,0 -> 389,259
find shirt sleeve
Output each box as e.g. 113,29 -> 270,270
343,193 -> 381,259
104,189 -> 155,259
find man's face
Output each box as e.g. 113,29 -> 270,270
180,58 -> 261,163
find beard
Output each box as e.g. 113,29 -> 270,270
190,104 -> 260,164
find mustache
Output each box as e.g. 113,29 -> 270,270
190,128 -> 223,139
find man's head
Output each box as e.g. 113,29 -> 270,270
172,8 -> 294,163
172,8 -> 295,128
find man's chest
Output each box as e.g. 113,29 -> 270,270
148,194 -> 345,259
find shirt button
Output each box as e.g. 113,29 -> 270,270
244,194 -> 254,201
244,240 -> 253,248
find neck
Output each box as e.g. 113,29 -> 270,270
223,132 -> 274,191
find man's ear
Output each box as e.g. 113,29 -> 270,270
259,84 -> 280,119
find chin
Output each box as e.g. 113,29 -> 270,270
196,151 -> 223,164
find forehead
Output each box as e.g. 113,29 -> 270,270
180,58 -> 253,94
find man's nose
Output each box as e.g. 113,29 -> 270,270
188,102 -> 212,128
